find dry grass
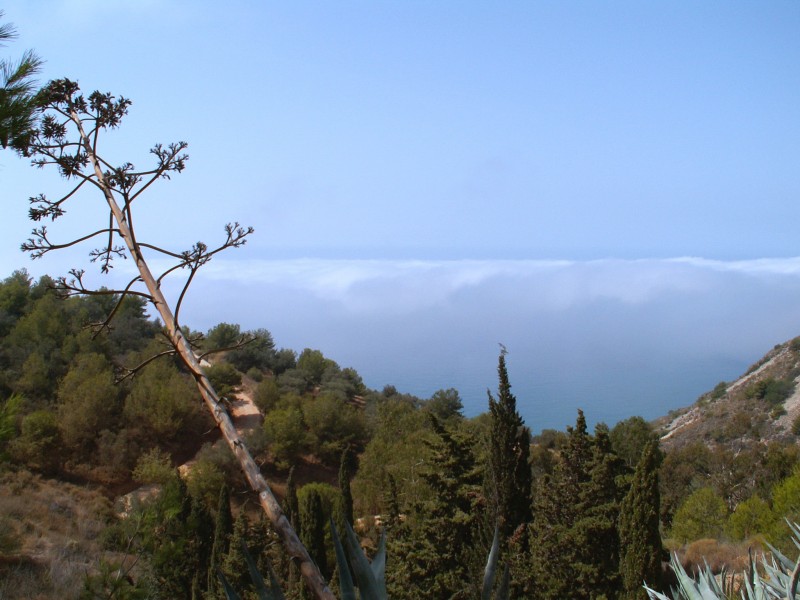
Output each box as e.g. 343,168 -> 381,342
0,469 -> 116,599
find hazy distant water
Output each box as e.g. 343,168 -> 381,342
173,257 -> 800,432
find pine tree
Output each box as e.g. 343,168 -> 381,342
0,11 -> 43,152
487,349 -> 532,541
619,439 -> 663,600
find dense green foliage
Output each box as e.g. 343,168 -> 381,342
487,351 -> 532,542
5,263 -> 800,598
618,440 -> 663,600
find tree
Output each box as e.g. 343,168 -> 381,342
388,415 -> 483,599
424,387 -> 464,422
14,79 -> 334,597
208,484 -> 234,597
487,349 -> 532,541
670,487 -> 727,543
0,11 -> 43,151
339,445 -> 356,528
610,415 -> 659,470
57,352 -> 121,454
527,412 -> 629,600
618,439 -> 663,600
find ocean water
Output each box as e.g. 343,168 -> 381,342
175,257 -> 800,432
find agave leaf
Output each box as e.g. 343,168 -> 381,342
482,525 -> 501,600
344,520 -> 385,599
766,540 -> 795,572
239,538 -> 285,600
787,555 -> 800,600
370,528 -> 387,591
643,584 -> 672,600
331,520 -> 357,600
495,564 -> 510,600
217,567 -> 243,600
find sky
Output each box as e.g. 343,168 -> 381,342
1,2 -> 800,430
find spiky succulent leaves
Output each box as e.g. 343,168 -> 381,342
330,520 -> 357,600
217,568 -> 243,600
239,538 -> 285,600
370,529 -> 387,591
344,521 -> 387,599
482,525 -> 501,600
496,564 -> 510,600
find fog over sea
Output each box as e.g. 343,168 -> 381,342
155,256 -> 800,432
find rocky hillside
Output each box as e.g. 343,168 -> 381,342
655,336 -> 800,451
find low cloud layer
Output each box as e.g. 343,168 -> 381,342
153,256 -> 800,429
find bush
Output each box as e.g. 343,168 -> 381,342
246,367 -> 263,382
205,362 -> 242,398
254,378 -> 281,413
262,406 -> 311,468
304,392 -> 367,463
132,447 -> 175,485
11,409 -> 62,473
745,377 -> 795,406
726,495 -> 773,541
670,487 -> 728,543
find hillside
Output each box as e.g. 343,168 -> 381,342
655,336 -> 800,451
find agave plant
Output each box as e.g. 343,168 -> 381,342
330,519 -> 387,600
482,525 -> 510,600
645,521 -> 800,600
218,539 -> 286,600
219,520 -> 387,600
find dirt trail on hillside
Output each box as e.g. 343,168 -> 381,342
117,377 -> 262,515
177,376 -> 262,476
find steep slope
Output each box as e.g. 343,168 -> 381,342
655,336 -> 800,451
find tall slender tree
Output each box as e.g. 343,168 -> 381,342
209,484 -> 234,597
338,445 -> 356,528
389,415 -> 483,599
619,439 -> 663,599
12,79 -> 334,598
529,411 -> 629,600
487,348 -> 532,541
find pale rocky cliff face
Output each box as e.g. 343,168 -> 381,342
655,337 -> 800,452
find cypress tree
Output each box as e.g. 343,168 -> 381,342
388,415 -> 483,599
300,487 -> 329,580
222,512 -> 252,594
186,494 -> 214,597
487,349 -> 532,541
283,466 -> 301,596
208,484 -> 233,596
619,439 -> 663,600
339,445 -> 356,527
284,465 -> 299,527
529,411 -> 627,600
572,424 -> 626,599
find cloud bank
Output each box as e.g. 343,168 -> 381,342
127,256 -> 800,429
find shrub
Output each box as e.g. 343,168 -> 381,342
670,487 -> 728,543
745,377 -> 795,406
132,447 -> 175,485
205,362 -> 242,398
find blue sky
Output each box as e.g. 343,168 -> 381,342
2,2 -> 800,428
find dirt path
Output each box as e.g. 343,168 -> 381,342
118,376 -> 263,514
177,375 -> 262,477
